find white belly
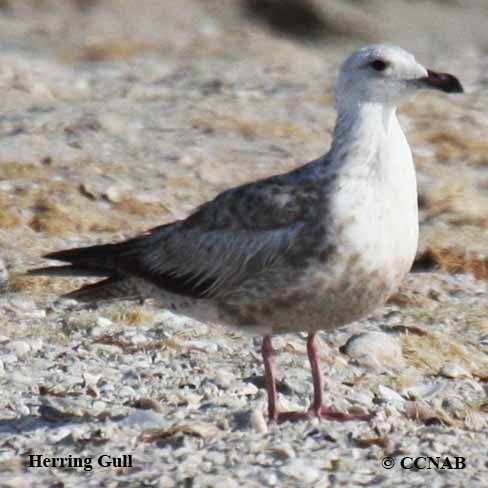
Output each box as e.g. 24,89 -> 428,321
275,115 -> 420,333
330,116 -> 419,298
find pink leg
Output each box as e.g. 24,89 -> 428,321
307,331 -> 324,414
307,332 -> 373,421
262,336 -> 278,422
262,336 -> 311,422
261,333 -> 373,423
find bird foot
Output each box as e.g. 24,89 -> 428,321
271,406 -> 373,424
316,405 -> 374,422
271,410 -> 314,423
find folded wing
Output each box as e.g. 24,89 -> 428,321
30,171 -> 324,300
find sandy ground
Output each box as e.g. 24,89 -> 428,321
1,1 -> 488,486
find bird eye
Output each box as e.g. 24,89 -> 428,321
369,60 -> 388,71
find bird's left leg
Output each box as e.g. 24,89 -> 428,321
307,331 -> 373,421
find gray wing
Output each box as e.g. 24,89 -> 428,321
133,174 -> 325,298
33,167 -> 328,300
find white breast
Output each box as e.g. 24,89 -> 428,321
378,116 -> 419,274
331,111 -> 419,287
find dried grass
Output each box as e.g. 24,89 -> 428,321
420,177 -> 488,229
62,40 -> 152,63
93,335 -> 174,354
387,291 -> 427,307
0,190 -> 22,228
0,161 -> 41,179
29,198 -> 80,234
112,198 -> 167,217
415,246 -> 488,280
7,273 -> 70,294
28,196 -> 129,235
0,208 -> 20,228
110,307 -> 154,326
428,130 -> 488,165
191,115 -> 311,139
140,422 -> 218,442
401,331 -> 488,376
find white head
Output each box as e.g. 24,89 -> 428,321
335,44 -> 463,109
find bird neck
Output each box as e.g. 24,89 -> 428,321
328,101 -> 398,167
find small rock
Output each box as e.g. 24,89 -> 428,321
82,372 -> 102,387
118,386 -> 137,400
342,332 -> 403,367
96,316 -> 113,328
280,459 -> 320,484
132,397 -> 161,411
250,408 -> 268,434
9,341 -> 31,359
229,381 -> 258,396
181,339 -> 219,353
0,181 -> 14,192
439,362 -> 471,379
13,400 -> 30,416
204,451 -> 226,465
353,353 -> 381,369
40,397 -> 85,419
47,427 -> 72,444
377,384 -> 405,407
7,298 -> 33,311
464,410 -> 486,431
205,477 -> 239,488
0,475 -> 29,488
404,401 -> 442,424
122,409 -> 169,429
80,176 -> 132,203
10,371 -> 33,385
91,401 -> 108,416
2,353 -> 18,364
127,333 -> 148,345
0,258 -> 8,285
274,444 -> 295,460
141,421 -> 218,442
197,159 -> 237,186
214,369 -> 235,389
347,390 -> 374,407
104,184 -> 127,204
178,155 -> 196,167
440,397 -> 465,416
29,338 -> 43,353
403,382 -> 445,400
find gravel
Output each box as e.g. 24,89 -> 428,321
1,1 -> 488,487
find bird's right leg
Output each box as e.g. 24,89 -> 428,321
306,331 -> 373,421
262,336 -> 312,423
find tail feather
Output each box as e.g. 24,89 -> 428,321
62,277 -> 141,302
28,240 -> 143,302
42,241 -> 134,269
28,265 -> 109,278
27,222 -> 192,302
29,238 -> 142,277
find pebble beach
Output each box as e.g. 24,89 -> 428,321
1,1 -> 488,486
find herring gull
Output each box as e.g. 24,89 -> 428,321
30,44 -> 463,423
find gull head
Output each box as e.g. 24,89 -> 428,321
335,44 -> 463,108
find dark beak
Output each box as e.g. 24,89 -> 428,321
418,69 -> 463,93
